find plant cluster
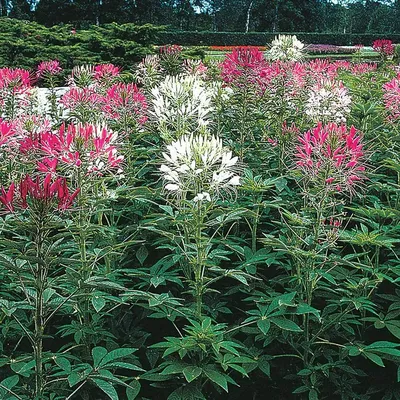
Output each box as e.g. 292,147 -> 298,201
0,45 -> 399,400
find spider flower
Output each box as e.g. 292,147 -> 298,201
268,35 -> 305,62
383,74 -> 400,122
102,83 -> 148,126
304,79 -> 351,124
37,60 -> 62,78
373,39 -> 394,57
295,123 -> 365,195
160,134 -> 241,202
150,75 -> 215,138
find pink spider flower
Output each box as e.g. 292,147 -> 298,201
0,182 -> 15,212
351,62 -> 378,75
60,87 -> 102,110
86,126 -> 124,174
220,47 -> 266,83
383,74 -> 400,121
0,68 -> 31,91
37,60 -> 62,78
94,63 -> 121,82
159,44 -> 183,56
19,174 -> 80,210
101,83 -> 148,124
0,119 -> 16,147
295,122 -> 365,194
373,39 -> 394,57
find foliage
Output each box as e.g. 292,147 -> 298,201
0,18 -> 163,70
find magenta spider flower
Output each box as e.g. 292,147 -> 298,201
0,182 -> 15,212
159,44 -> 183,56
94,63 -> 121,82
101,83 -> 148,125
373,39 -> 394,57
37,60 -> 62,78
295,123 -> 365,195
383,74 -> 400,122
19,174 -> 80,210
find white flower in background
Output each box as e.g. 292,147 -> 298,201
134,55 -> 163,88
268,35 -> 305,62
67,65 -> 95,87
183,59 -> 208,77
304,79 -> 351,124
150,75 -> 215,139
160,134 -> 241,202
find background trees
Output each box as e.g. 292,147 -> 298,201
5,0 -> 400,34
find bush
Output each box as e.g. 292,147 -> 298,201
0,18 -> 163,70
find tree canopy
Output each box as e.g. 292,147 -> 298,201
2,0 -> 400,33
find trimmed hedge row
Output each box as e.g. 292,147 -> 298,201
157,31 -> 400,46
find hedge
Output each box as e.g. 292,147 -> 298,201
157,31 -> 400,46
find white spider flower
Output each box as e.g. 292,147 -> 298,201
304,79 -> 351,124
268,35 -> 305,62
135,55 -> 163,88
160,134 -> 242,202
150,75 -> 215,139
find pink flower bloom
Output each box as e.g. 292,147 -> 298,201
61,87 -> 101,109
0,182 -> 15,212
295,123 -> 365,194
383,75 -> 400,121
373,39 -> 394,56
19,174 -> 80,210
159,44 -> 183,56
94,63 -> 121,82
37,60 -> 62,78
0,119 -> 16,147
101,83 -> 148,125
0,68 -> 31,91
220,47 -> 266,84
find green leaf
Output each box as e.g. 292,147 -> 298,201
0,375 -> 19,394
92,378 -> 119,400
136,246 -> 148,265
100,348 -> 137,367
126,380 -> 141,399
386,322 -> 400,340
183,366 -> 202,383
92,295 -> 106,313
204,368 -> 228,392
258,356 -> 270,377
257,319 -> 270,335
364,352 -> 385,367
55,357 -> 71,372
68,371 -> 81,387
92,347 -> 108,368
271,317 -> 302,332
309,389 -> 318,400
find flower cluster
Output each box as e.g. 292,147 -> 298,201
150,75 -> 215,139
295,123 -> 365,194
37,60 -> 62,78
372,39 -> 394,57
304,79 -> 351,124
160,134 -> 241,202
39,123 -> 124,175
383,74 -> 400,122
0,174 -> 80,212
268,35 -> 305,62
102,83 -> 148,128
220,47 -> 266,84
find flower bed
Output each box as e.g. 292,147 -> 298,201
0,44 -> 399,400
